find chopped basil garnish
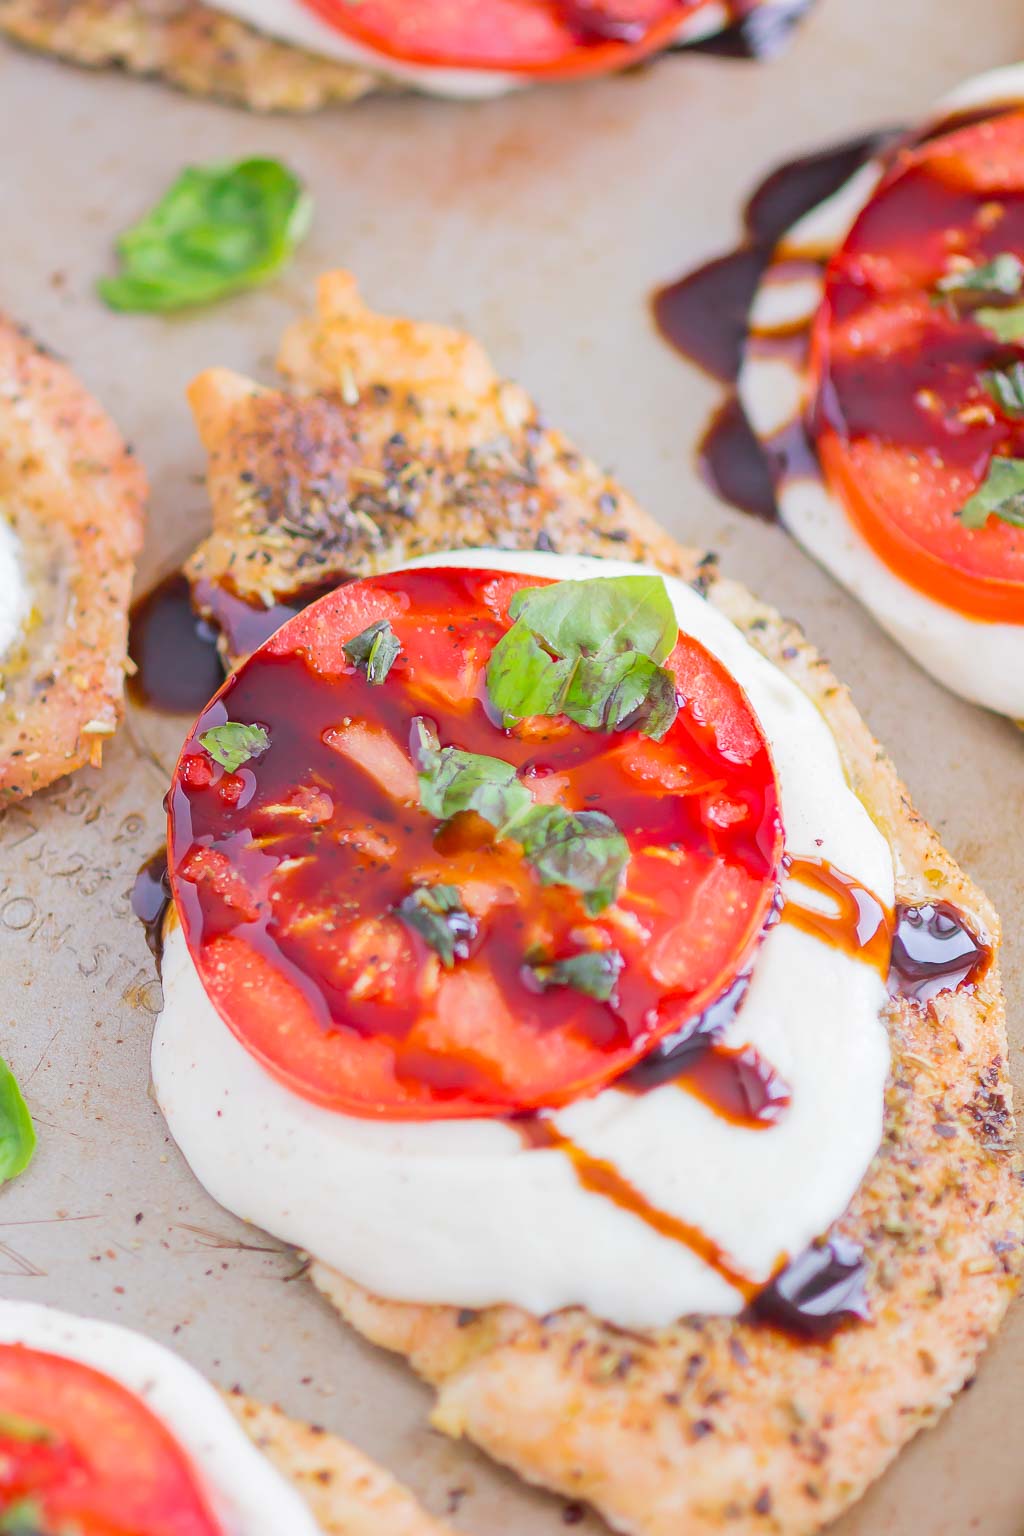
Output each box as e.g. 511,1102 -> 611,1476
959,457 -> 1024,529
513,805 -> 629,916
343,620 -> 401,685
486,575 -> 679,741
936,252 -> 1024,298
412,719 -> 629,913
0,1413 -> 53,1444
395,885 -> 477,970
0,1500 -> 45,1535
199,721 -> 270,772
98,158 -> 312,313
974,303 -> 1024,342
527,948 -> 625,1003
412,718 -> 533,827
982,361 -> 1024,417
0,1059 -> 35,1187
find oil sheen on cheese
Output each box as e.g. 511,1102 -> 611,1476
154,551 -> 893,1330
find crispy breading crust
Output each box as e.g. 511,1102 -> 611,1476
186,275 -> 1024,1536
0,316 -> 146,802
227,1393 -> 453,1535
0,0 -> 376,111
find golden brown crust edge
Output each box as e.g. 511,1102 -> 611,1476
225,1393 -> 454,1534
0,0 -> 377,111
0,315 -> 146,802
185,273 -> 1023,1536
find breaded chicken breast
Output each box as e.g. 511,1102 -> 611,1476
0,314 -> 145,802
182,274 -> 1023,1536
228,1394 -> 453,1535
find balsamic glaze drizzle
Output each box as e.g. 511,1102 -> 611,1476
131,848 -> 172,970
651,129 -> 898,517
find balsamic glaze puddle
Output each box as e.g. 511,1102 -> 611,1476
128,572 -> 224,716
128,572 -> 346,717
680,0 -> 813,59
132,848 -> 172,970
750,1236 -> 870,1338
651,128 -> 899,517
890,901 -> 990,1003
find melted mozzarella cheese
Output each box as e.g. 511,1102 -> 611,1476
0,1299 -> 322,1536
0,517 -> 29,666
200,1 -> 721,98
154,550 -> 893,1329
739,65 -> 1024,720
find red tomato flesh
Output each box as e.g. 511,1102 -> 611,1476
809,110 -> 1024,622
168,567 -> 783,1119
295,0 -> 701,78
0,1344 -> 222,1536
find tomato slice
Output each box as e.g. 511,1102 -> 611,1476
168,567 -> 783,1119
809,110 -> 1024,622
296,0 -> 703,78
0,1344 -> 222,1536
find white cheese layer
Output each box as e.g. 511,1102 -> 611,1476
0,516 -> 29,667
738,64 -> 1024,720
200,1 -> 722,98
0,1298 -> 322,1536
154,551 -> 893,1330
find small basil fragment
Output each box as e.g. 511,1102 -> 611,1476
513,805 -> 629,915
98,157 -> 312,313
982,361 -> 1024,417
0,1059 -> 35,1187
0,1501 -> 45,1536
486,574 -> 679,741
527,948 -> 625,1002
343,620 -> 401,685
974,302 -> 1024,342
959,456 -> 1024,529
0,1412 -> 53,1444
412,717 -> 533,827
395,885 -> 477,969
411,721 -> 629,912
936,252 -> 1024,298
199,721 -> 270,772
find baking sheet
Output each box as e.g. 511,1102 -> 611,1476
2,2 -> 1023,1529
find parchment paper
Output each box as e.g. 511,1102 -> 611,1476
1,2 -> 1023,1529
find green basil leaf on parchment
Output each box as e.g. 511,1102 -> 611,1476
0,1059 -> 35,1187
98,158 -> 312,313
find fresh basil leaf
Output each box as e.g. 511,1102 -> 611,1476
98,158 -> 312,313
936,252 -> 1024,298
343,620 -> 401,685
199,721 -> 270,772
527,948 -> 625,1002
974,302 -> 1024,342
0,1412 -> 53,1444
0,1501 -> 45,1536
563,652 -> 678,739
0,1059 -> 35,1186
395,885 -> 477,970
959,456 -> 1024,529
982,361 -> 1024,417
508,575 -> 678,665
487,575 -> 679,740
412,717 -> 533,827
513,805 -> 629,915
